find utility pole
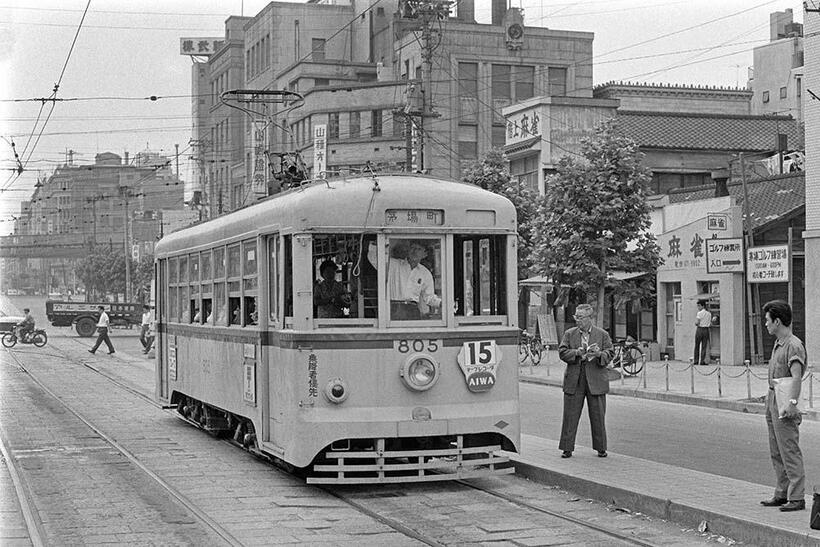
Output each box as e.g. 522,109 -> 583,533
119,186 -> 136,302
398,0 -> 447,173
739,154 -> 763,365
175,143 -> 180,181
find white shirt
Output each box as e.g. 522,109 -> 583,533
97,311 -> 110,328
695,308 -> 712,327
368,244 -> 441,309
141,311 -> 152,326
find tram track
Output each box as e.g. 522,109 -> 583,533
2,345 -> 244,547
5,337 -> 683,546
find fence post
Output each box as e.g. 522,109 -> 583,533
665,358 -> 669,392
717,365 -> 722,397
689,357 -> 695,394
641,355 -> 647,388
745,359 -> 751,401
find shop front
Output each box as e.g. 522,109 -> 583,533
656,206 -> 746,365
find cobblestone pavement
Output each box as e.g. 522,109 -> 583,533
0,328 -> 732,546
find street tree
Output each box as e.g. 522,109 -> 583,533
74,247 -> 126,301
462,148 -> 538,280
531,120 -> 661,327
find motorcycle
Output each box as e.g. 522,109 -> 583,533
1,328 -> 48,348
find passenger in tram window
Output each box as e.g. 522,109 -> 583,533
202,299 -> 212,324
192,306 -> 201,323
368,240 -> 441,320
313,259 -> 350,318
229,299 -> 241,325
245,296 -> 258,325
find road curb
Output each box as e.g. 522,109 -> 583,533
519,375 -> 820,422
512,459 -> 819,547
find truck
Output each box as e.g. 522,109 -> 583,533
45,300 -> 143,337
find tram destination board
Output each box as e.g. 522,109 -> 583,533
385,209 -> 444,226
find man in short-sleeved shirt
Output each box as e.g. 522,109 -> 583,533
760,299 -> 806,512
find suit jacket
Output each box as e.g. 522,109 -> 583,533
558,325 -> 615,395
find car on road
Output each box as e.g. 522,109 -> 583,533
0,311 -> 25,333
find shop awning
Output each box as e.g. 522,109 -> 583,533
519,276 -> 554,290
608,270 -> 648,281
688,292 -> 720,301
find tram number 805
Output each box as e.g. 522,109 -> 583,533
396,339 -> 440,353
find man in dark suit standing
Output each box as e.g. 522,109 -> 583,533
558,303 -> 614,458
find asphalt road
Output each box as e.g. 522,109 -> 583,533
520,381 -> 820,489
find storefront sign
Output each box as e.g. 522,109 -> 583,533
747,244 -> 789,283
706,238 -> 743,274
707,214 -> 729,231
313,124 -> 327,177
505,107 -> 541,146
179,38 -> 223,56
252,121 -> 267,196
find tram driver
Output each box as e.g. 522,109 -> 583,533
368,239 -> 441,320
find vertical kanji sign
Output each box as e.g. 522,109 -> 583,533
313,124 -> 327,177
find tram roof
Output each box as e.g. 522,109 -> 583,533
155,174 -> 517,256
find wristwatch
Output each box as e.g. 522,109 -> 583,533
789,398 -> 799,406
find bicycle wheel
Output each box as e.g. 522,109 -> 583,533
518,340 -> 529,364
32,332 -> 48,347
1,332 -> 17,348
529,340 -> 543,365
622,348 -> 644,375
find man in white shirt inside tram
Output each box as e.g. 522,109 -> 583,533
368,239 -> 442,320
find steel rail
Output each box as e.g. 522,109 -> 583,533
3,347 -> 245,547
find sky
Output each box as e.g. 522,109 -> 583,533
0,0 -> 805,235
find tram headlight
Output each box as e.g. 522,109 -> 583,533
323,378 -> 348,404
400,355 -> 439,391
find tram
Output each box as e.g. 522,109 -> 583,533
153,173 -> 520,483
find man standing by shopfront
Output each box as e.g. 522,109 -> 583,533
88,305 -> 115,355
693,299 -> 712,366
760,299 -> 806,512
557,303 -> 614,459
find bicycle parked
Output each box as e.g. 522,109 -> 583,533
2,328 -> 48,348
518,329 -> 544,366
610,336 -> 644,376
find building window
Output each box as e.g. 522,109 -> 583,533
491,125 -> 506,150
458,125 -> 478,160
762,90 -> 770,103
780,86 -> 787,99
312,38 -> 326,61
392,112 -> 404,137
548,67 -> 567,96
459,62 -> 478,122
349,111 -> 360,138
510,155 -> 539,194
314,78 -> 329,87
329,112 -> 339,139
371,110 -> 383,137
797,77 -> 802,97
515,65 -> 534,100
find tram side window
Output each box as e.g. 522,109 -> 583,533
213,247 -> 226,325
454,235 -> 507,317
227,244 -> 241,326
311,233 -> 376,320
168,258 -> 178,322
243,240 -> 258,326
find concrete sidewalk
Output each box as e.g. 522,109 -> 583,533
518,350 -> 820,421
514,351 -> 820,546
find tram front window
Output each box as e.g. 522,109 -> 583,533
368,238 -> 442,321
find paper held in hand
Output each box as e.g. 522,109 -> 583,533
772,376 -> 802,418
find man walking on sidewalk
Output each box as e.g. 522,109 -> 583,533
760,299 -> 806,512
139,305 -> 151,350
693,299 -> 712,365
557,303 -> 614,459
88,305 -> 115,355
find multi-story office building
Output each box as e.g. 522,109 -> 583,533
748,8 -> 804,122
191,0 -> 597,216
